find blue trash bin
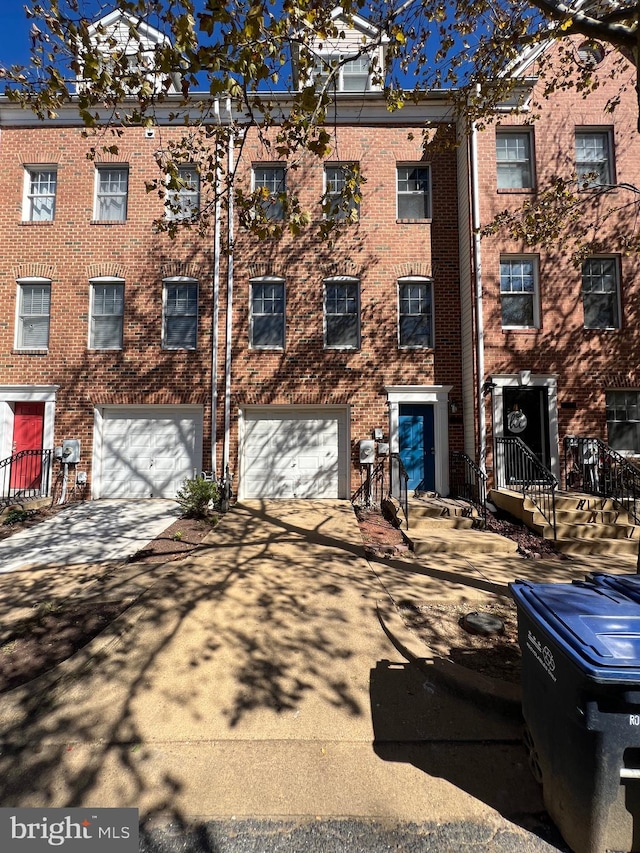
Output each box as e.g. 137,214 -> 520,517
511,579 -> 640,853
588,572 -> 640,604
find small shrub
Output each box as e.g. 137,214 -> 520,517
173,531 -> 183,541
176,477 -> 220,518
3,508 -> 29,526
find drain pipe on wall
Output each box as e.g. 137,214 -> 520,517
222,97 -> 234,495
210,98 -> 222,477
470,89 -> 487,475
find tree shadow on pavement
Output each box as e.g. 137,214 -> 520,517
369,659 -> 569,852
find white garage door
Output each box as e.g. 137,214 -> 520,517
96,407 -> 203,499
242,408 -> 348,499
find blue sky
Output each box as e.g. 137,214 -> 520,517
0,3 -> 33,68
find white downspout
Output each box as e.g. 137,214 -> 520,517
470,94 -> 487,475
222,98 -> 234,480
211,99 -> 222,476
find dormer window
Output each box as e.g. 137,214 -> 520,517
314,54 -> 371,92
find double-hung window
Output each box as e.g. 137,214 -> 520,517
313,54 -> 371,91
24,167 -> 57,221
16,278 -> 51,349
253,165 -> 285,220
397,165 -> 431,219
250,278 -> 285,349
607,391 -> 640,453
163,279 -> 198,349
398,277 -> 433,348
95,166 -> 129,221
581,257 -> 620,329
575,130 -> 613,187
165,166 -> 200,221
90,279 -> 124,349
324,278 -> 360,348
499,257 -> 539,329
496,131 -> 534,190
324,164 -> 360,221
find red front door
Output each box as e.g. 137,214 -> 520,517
11,402 -> 45,489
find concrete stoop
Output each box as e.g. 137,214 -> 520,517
406,494 -> 517,557
490,488 -> 640,557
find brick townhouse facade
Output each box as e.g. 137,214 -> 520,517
2,9 -> 638,507
0,9 -> 464,503
458,37 -> 640,490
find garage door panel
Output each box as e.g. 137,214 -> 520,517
98,407 -> 202,499
243,409 -> 346,499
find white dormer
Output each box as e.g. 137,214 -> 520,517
294,7 -> 389,93
75,10 -> 180,95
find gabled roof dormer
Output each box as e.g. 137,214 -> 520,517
75,10 -> 180,96
293,7 -> 389,94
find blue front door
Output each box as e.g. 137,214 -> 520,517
399,404 -> 435,492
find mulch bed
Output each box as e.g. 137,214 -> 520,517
0,505 -> 217,693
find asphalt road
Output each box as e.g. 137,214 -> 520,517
139,817 -> 569,852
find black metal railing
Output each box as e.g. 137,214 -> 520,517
352,459 -> 387,510
0,449 -> 53,507
564,436 -> 640,524
390,453 -> 409,529
449,450 -> 488,526
495,436 -> 557,538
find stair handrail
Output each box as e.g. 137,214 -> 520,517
449,451 -> 488,526
389,453 -> 409,529
0,448 -> 53,507
495,436 -> 557,538
564,436 -> 640,524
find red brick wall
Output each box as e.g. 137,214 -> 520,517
0,119 -> 463,496
475,42 -> 640,479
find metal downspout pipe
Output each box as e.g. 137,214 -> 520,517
222,98 -> 234,495
470,97 -> 487,475
211,99 -> 222,477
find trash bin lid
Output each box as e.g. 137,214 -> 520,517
588,572 -> 640,604
510,580 -> 640,681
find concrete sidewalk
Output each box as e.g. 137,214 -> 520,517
0,499 -> 182,572
0,498 -> 620,845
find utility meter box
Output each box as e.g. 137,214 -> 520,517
359,440 -> 376,465
377,442 -> 390,456
62,439 -> 80,464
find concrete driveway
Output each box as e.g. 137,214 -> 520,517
0,499 -> 545,844
0,499 -> 182,573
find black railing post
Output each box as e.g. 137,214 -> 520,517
496,436 -> 557,538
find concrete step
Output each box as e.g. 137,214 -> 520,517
537,521 -> 639,542
554,508 -> 636,525
408,527 -> 518,557
407,515 -> 476,531
555,536 -> 640,557
409,495 -> 478,521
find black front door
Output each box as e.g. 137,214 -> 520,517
503,387 -> 550,469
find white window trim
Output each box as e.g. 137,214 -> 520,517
496,129 -> 535,190
581,254 -> 621,330
249,276 -> 286,350
323,163 -> 360,221
164,166 -> 200,221
312,52 -> 375,92
490,374 -> 560,482
396,164 -> 432,220
499,255 -> 540,330
88,276 -> 125,350
93,165 -> 129,222
15,277 -> 51,351
575,127 -> 614,187
251,164 -> 286,221
397,275 -> 435,349
22,166 -> 57,222
0,385 -> 58,463
323,276 -> 360,350
385,385 -> 453,496
162,276 -> 199,350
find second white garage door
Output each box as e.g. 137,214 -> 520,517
95,406 -> 203,499
241,408 -> 348,499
